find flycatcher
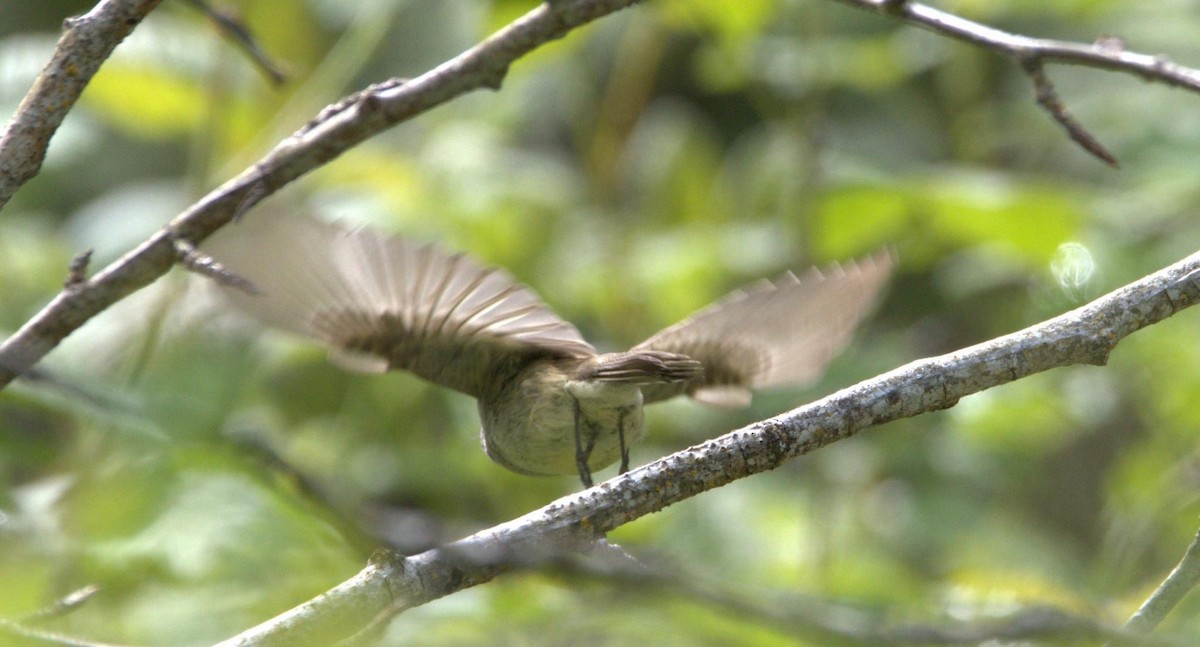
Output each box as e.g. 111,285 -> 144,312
206,215 -> 891,486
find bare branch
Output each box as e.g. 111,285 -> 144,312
21,585 -> 102,624
183,0 -> 287,85
298,77 -> 409,137
0,0 -> 645,389
216,249 -> 1200,645
836,0 -> 1200,89
1108,526 -> 1200,646
1022,58 -> 1119,167
833,0 -> 1200,164
0,597 -> 132,647
0,0 -> 166,211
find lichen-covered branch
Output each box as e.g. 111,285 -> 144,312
217,250 -> 1200,645
0,0 -> 644,388
0,0 -> 165,211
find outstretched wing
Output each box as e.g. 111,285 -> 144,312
203,213 -> 596,397
635,249 -> 893,407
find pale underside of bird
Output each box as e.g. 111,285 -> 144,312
203,214 -> 893,487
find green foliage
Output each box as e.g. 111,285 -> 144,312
2,0 -> 1200,643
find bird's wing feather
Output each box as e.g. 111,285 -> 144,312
635,249 -> 893,406
203,213 -> 596,397
577,350 -> 703,384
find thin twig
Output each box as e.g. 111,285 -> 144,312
1022,58 -> 1118,167
183,0 -> 287,85
214,250 -> 1200,645
0,0 -> 166,211
836,0 -> 1200,89
1107,527 -> 1200,646
835,0 -> 1200,164
22,586 -> 102,624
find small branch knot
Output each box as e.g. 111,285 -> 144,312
64,249 -> 92,290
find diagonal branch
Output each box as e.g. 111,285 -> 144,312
0,0 -> 166,211
1023,58 -> 1119,167
216,249 -> 1200,645
1108,526 -> 1200,646
182,0 -> 287,85
836,0 -> 1200,89
834,0 -> 1200,165
0,0 -> 645,389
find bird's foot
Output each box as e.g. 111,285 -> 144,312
573,397 -> 595,488
617,407 -> 630,475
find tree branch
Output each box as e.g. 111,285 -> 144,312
1108,526 -> 1200,646
216,249 -> 1200,645
0,0 -> 165,211
182,0 -> 287,85
1022,58 -> 1119,167
0,0 -> 645,389
836,0 -> 1200,89
833,0 -> 1200,165
0,585 -> 126,647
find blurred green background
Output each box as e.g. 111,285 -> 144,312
2,0 -> 1200,644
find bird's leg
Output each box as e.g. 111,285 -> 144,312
617,407 -> 631,475
573,396 -> 594,488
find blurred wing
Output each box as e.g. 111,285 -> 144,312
203,214 -> 596,397
635,249 -> 894,407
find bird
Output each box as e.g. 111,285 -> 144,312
203,214 -> 893,487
